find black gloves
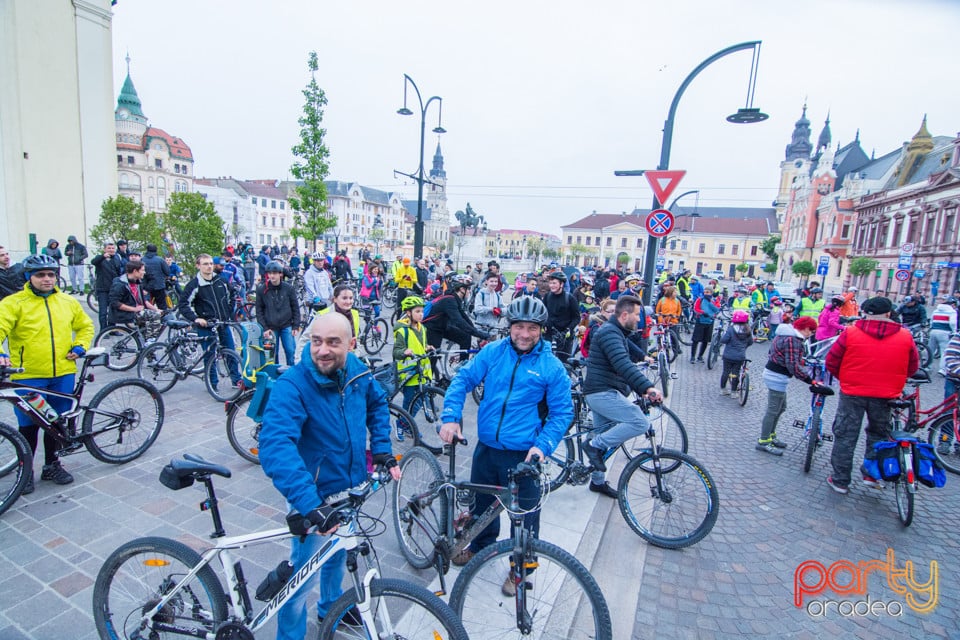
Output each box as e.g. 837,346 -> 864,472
371,453 -> 399,469
286,505 -> 338,539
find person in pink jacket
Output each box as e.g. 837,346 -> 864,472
815,295 -> 845,341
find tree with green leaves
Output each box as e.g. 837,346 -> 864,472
762,263 -> 777,274
525,237 -> 546,267
289,51 -> 336,252
162,192 -> 226,275
791,260 -> 815,284
542,247 -> 560,261
567,243 -> 589,265
760,234 -> 781,266
848,256 -> 878,281
735,263 -> 749,275
91,195 -> 163,250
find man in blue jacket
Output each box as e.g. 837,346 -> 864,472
439,295 -> 573,596
259,313 -> 400,639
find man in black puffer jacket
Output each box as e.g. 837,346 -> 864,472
541,271 -> 580,361
141,244 -> 170,310
581,295 -> 663,498
90,242 -> 122,329
256,261 -> 301,364
423,275 -> 490,375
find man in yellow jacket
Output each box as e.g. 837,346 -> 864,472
0,255 -> 95,492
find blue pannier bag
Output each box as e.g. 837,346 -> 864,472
872,441 -> 902,481
914,442 -> 947,488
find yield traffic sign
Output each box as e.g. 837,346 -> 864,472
645,209 -> 675,238
644,170 -> 686,205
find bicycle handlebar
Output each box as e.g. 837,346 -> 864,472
0,366 -> 25,379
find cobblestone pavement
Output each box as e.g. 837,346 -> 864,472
0,323 -> 957,638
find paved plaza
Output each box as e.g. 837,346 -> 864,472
0,328 -> 958,638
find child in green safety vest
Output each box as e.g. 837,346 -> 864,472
393,295 -> 434,441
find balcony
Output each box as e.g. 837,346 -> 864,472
118,183 -> 140,191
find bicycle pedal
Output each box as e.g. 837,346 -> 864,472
670,373 -> 679,379
792,419 -> 805,429
822,434 -> 833,442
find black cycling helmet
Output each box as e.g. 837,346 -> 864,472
21,254 -> 60,279
546,270 -> 567,283
809,287 -> 823,295
450,274 -> 473,291
505,296 -> 548,326
265,260 -> 285,273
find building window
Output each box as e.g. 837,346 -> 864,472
595,236 -> 600,246
149,196 -> 155,208
252,196 -> 257,205
636,238 -> 642,248
280,218 -> 285,228
271,200 -> 277,209
116,154 -> 122,164
261,198 -> 267,207
148,177 -> 154,188
155,159 -> 162,169
262,216 -> 267,225
841,223 -> 851,239
681,240 -> 688,250
272,217 -> 277,227
698,243 -> 706,254
280,202 -> 285,210
943,215 -> 955,243
620,238 -> 627,248
718,244 -> 725,255
585,237 -> 591,246
605,237 -> 612,247
174,163 -> 180,173
731,244 -> 738,255
576,236 -> 581,244
750,246 -> 758,256
670,240 -> 677,250
567,235 -> 572,244
127,156 -> 134,165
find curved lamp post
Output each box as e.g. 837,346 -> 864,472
396,74 -> 445,260
619,41 -> 768,304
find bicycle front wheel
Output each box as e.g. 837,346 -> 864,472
916,343 -> 933,369
93,536 -> 227,640
927,414 -> 960,475
706,342 -> 719,369
136,343 -> 179,393
895,478 -> 914,527
803,404 -> 822,474
618,450 -> 719,549
204,349 -> 243,402
362,318 -> 390,355
738,371 -> 750,406
83,379 -> 165,464
318,577 -> 467,640
393,446 -> 446,570
408,386 -> 447,453
87,291 -> 98,312
449,537 -> 613,640
0,422 -> 31,517
620,403 -> 688,461
225,392 -> 261,465
96,325 -> 142,371
676,318 -> 694,345
657,351 -> 670,398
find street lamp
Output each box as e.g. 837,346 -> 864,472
496,234 -> 502,260
395,74 -> 445,260
617,41 -> 768,304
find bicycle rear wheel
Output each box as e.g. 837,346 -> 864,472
362,318 -> 390,355
676,318 -> 694,345
620,403 -> 688,461
136,343 -> 179,393
927,414 -> 960,475
544,430 -> 576,492
894,478 -> 914,527
87,291 -> 98,312
441,348 -> 467,380
393,447 -> 446,570
95,325 -> 142,371
803,405 -> 822,473
916,343 -> 933,369
738,371 -> 750,406
82,379 -> 165,464
204,349 -> 243,402
225,392 -> 261,464
93,536 -> 227,640
657,351 -> 670,398
0,422 -> 31,517
408,386 -> 447,453
618,450 -> 719,549
318,577 -> 467,640
706,342 -> 720,369
388,403 -> 421,460
449,537 -> 612,640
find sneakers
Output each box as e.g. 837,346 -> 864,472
861,474 -> 885,490
755,441 -> 783,456
826,476 -> 849,494
21,471 -> 34,495
451,548 -> 475,567
720,388 -> 730,396
582,440 -> 607,472
395,423 -> 406,442
769,438 -> 788,449
589,481 -> 618,499
40,461 -> 73,485
696,357 -> 705,363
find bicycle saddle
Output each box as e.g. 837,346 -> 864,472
908,369 -> 931,384
887,399 -> 912,409
165,319 -> 192,329
160,454 -> 232,490
84,347 -> 106,357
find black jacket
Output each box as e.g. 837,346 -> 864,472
142,250 -> 169,291
542,291 -> 580,335
90,253 -> 123,292
0,265 -> 23,300
108,275 -> 148,325
424,294 -> 486,340
583,317 -> 655,397
64,239 -> 88,265
179,273 -> 233,322
255,280 -> 300,331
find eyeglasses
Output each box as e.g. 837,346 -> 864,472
32,272 -> 58,279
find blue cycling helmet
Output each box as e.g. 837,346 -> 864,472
21,254 -> 59,280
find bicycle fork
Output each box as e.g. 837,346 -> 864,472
510,527 -> 536,635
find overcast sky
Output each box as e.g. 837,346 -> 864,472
111,0 -> 958,235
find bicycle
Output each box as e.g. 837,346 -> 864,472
674,298 -> 695,345
705,309 -> 732,370
734,358 -> 751,406
92,454 -> 468,640
367,353 -> 446,454
94,310 -> 172,371
136,319 -> 243,402
751,307 -> 771,343
381,279 -> 399,309
791,337 -> 838,473
649,322 -> 678,398
357,302 -> 390,355
0,349 -> 164,516
393,441 -> 613,639
886,368 -> 960,476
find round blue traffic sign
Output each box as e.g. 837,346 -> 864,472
645,209 -> 675,238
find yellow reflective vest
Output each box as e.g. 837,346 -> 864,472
393,319 -> 432,386
0,284 -> 95,379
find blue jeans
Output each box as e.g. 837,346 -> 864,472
271,326 -> 296,365
584,390 -> 650,485
95,290 -> 110,331
14,375 -> 75,465
198,325 -> 240,386
276,533 -> 345,640
468,442 -> 541,553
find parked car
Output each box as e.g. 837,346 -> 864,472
738,277 -> 756,287
701,270 -> 725,280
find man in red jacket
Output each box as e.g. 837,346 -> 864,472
824,296 -> 919,494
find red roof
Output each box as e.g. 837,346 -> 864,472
145,127 -> 193,160
674,216 -> 772,235
563,213 -> 646,229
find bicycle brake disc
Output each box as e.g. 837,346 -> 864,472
215,621 -> 255,640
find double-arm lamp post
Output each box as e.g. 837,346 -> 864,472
395,74 -> 445,260
616,41 -> 767,304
